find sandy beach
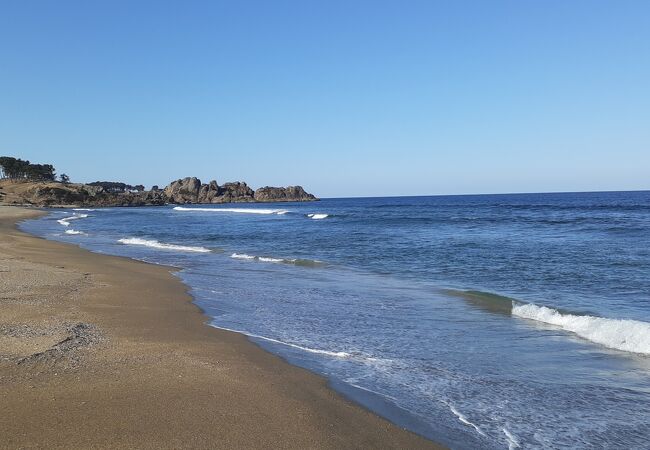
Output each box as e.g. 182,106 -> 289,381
0,206 -> 441,449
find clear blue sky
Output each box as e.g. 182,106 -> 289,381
1,1 -> 648,197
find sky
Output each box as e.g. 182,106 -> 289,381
0,1 -> 648,197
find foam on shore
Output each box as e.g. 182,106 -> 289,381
118,237 -> 211,253
65,229 -> 85,235
444,402 -> 486,437
212,325 -> 351,358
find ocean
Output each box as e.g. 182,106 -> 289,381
21,191 -> 650,449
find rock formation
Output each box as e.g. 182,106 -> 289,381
254,186 -> 317,202
160,178 -> 316,204
0,176 -> 317,208
213,182 -> 255,203
163,177 -> 202,203
198,180 -> 220,203
0,180 -> 168,207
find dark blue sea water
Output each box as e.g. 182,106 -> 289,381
21,191 -> 650,449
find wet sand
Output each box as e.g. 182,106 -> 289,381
0,206 -> 442,449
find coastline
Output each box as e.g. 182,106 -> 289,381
0,206 -> 442,449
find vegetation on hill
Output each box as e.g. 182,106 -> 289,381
87,181 -> 145,193
0,156 -> 56,181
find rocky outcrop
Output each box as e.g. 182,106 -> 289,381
212,182 -> 255,203
254,186 -> 317,202
163,177 -> 202,203
26,185 -> 90,206
0,180 -> 167,207
0,176 -> 317,208
163,178 -> 256,203
198,180 -> 221,203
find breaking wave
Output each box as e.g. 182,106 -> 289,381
230,252 -> 323,267
173,206 -> 289,215
258,256 -> 285,263
65,229 -> 85,235
512,303 -> 650,355
118,237 -> 211,253
447,289 -> 650,355
72,208 -> 96,211
57,213 -> 89,227
231,252 -> 256,260
307,213 -> 329,220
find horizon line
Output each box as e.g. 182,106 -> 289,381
320,188 -> 650,200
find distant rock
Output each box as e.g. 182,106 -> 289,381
0,175 -> 317,208
162,178 -> 256,203
162,179 -> 316,204
213,182 -> 255,203
254,186 -> 317,202
197,180 -> 220,203
163,177 -> 202,203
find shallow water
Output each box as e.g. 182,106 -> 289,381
22,191 -> 650,449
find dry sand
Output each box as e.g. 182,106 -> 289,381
0,206 -> 443,449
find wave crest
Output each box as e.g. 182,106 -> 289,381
231,253 -> 256,260
512,303 -> 650,355
118,238 -> 211,253
230,252 -> 323,267
57,213 -> 88,227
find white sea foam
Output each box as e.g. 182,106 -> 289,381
231,253 -> 290,263
445,403 -> 486,436
57,213 -> 88,226
212,325 -> 351,358
307,213 -> 329,219
173,206 -> 289,215
72,208 -> 96,211
231,253 -> 256,260
512,303 -> 650,355
258,256 -> 285,263
65,229 -> 85,235
503,427 -> 520,449
118,237 -> 211,253
230,253 -> 324,267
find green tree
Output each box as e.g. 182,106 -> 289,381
0,157 -> 56,180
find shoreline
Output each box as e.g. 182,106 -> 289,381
0,206 -> 443,449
